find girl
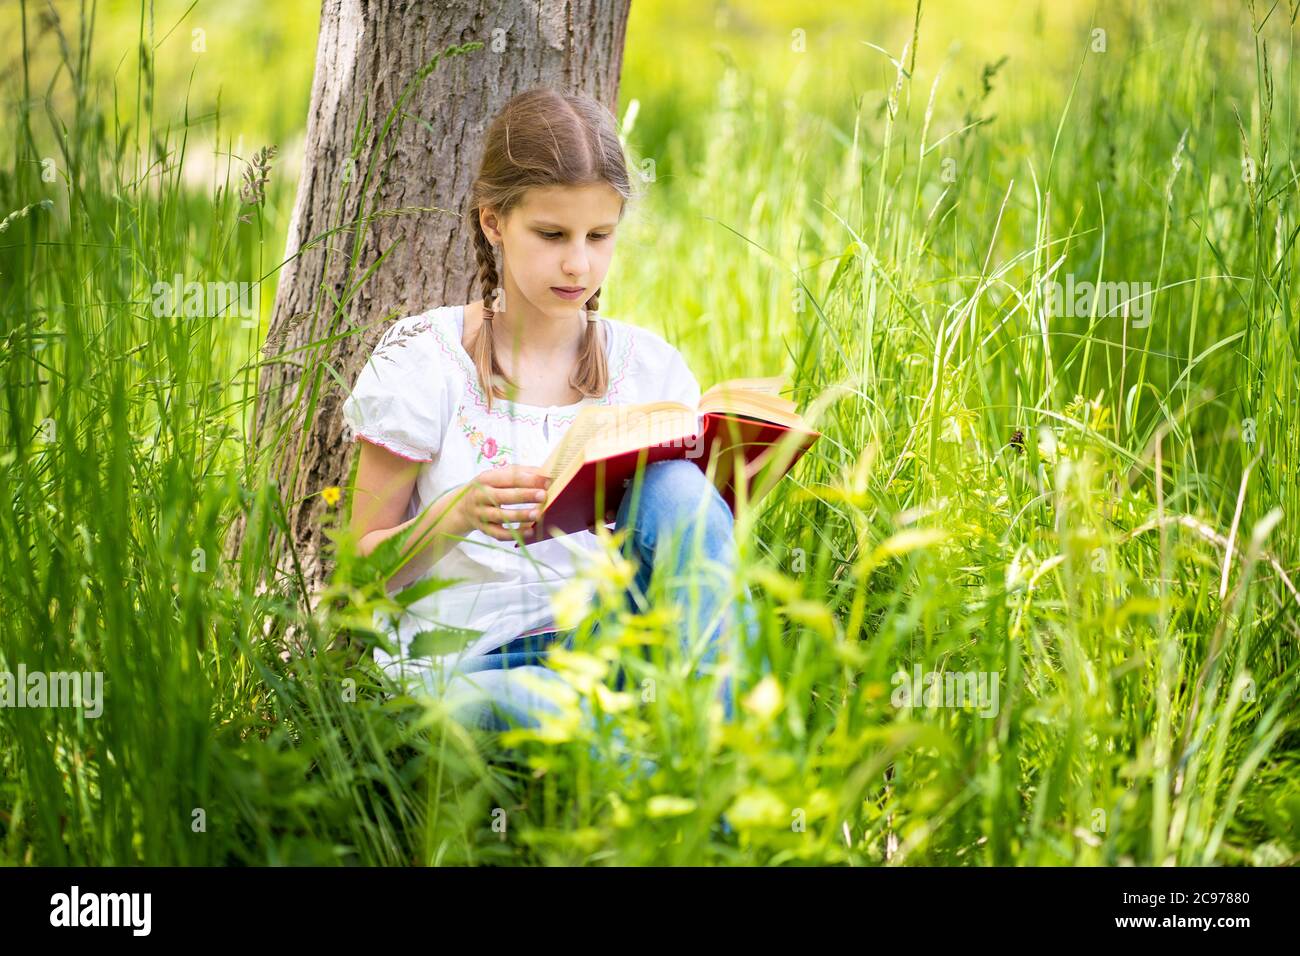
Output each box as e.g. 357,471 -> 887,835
342,88 -> 758,735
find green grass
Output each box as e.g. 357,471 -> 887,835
1,0 -> 1297,865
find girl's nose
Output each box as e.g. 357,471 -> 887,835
564,244 -> 591,275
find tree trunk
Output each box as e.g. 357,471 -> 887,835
226,0 -> 632,613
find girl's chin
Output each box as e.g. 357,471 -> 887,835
510,292 -> 590,314
539,296 -> 588,310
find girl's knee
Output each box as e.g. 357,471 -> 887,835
616,462 -> 737,584
638,460 -> 731,532
645,457 -> 710,492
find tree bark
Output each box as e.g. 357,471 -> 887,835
226,0 -> 632,610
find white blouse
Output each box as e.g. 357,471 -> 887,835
341,304 -> 703,684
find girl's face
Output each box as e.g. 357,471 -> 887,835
480,183 -> 622,318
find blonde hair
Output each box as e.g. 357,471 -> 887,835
466,88 -> 638,412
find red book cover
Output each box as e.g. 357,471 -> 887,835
516,412 -> 820,545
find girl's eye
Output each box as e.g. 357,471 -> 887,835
538,232 -> 612,241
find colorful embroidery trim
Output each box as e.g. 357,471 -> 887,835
430,308 -> 636,424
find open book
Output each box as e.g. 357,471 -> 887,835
514,376 -> 821,545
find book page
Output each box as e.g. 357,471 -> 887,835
541,402 -> 694,478
698,376 -> 803,426
701,376 -> 789,400
583,406 -> 703,460
540,405 -> 628,478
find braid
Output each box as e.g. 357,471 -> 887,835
470,224 -> 516,413
570,286 -> 610,398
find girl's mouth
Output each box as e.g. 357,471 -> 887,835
551,286 -> 586,300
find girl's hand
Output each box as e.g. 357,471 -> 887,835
453,464 -> 551,541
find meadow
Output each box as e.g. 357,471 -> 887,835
0,0 -> 1297,865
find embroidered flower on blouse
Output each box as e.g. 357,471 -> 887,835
458,407 -> 512,467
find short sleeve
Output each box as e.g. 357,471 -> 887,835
341,315 -> 449,463
662,347 -> 703,409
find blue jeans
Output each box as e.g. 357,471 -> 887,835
436,458 -> 761,734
